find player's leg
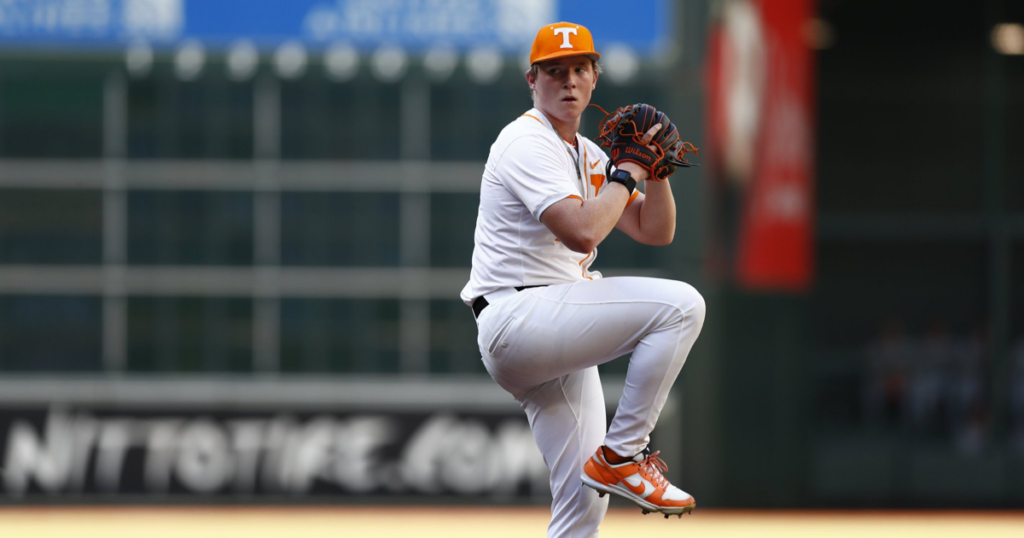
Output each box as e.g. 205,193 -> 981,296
519,366 -> 609,538
599,282 -> 705,457
478,276 -> 705,514
480,277 -> 704,450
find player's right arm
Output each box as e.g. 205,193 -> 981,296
499,132 -> 650,254
539,137 -> 663,252
540,183 -> 632,253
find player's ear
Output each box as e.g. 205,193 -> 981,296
525,69 -> 536,89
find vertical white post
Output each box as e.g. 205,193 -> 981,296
253,76 -> 282,373
102,71 -> 128,373
254,76 -> 281,160
399,76 -> 432,374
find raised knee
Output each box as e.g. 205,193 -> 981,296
689,286 -> 706,325
672,282 -> 705,326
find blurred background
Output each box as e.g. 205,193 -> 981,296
0,0 -> 1023,526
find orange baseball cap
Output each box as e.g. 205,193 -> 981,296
530,22 -> 601,65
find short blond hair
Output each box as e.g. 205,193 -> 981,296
528,59 -> 603,80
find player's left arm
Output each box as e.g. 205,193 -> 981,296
613,170 -> 676,246
604,121 -> 676,245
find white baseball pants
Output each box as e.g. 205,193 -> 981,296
475,277 -> 706,538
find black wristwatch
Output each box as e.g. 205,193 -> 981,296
607,168 -> 636,196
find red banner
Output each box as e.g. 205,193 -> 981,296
706,0 -> 816,292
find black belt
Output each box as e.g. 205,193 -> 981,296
472,285 -> 547,319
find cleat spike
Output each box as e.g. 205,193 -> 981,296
642,510 -> 649,515
665,514 -> 670,519
598,492 -> 605,498
678,514 -> 683,518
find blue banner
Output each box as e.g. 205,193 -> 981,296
0,0 -> 670,56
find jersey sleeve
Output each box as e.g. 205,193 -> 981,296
495,134 -> 580,220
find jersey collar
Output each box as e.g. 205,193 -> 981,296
525,108 -> 580,146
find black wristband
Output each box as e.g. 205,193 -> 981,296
607,168 -> 636,196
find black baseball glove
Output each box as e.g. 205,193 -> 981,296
595,103 -> 699,181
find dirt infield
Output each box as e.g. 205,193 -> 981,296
1,506 -> 1022,538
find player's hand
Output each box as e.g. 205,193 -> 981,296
616,123 -> 661,181
642,123 -> 663,147
596,103 -> 700,180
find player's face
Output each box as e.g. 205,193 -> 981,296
530,56 -> 597,126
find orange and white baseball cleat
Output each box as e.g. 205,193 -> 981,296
582,446 -> 696,517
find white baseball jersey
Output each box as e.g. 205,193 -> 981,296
460,108 -> 637,305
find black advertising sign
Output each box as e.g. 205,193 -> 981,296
0,406 -> 550,500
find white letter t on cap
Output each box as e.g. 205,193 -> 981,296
553,27 -> 578,49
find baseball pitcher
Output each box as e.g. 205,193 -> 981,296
461,22 -> 705,537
